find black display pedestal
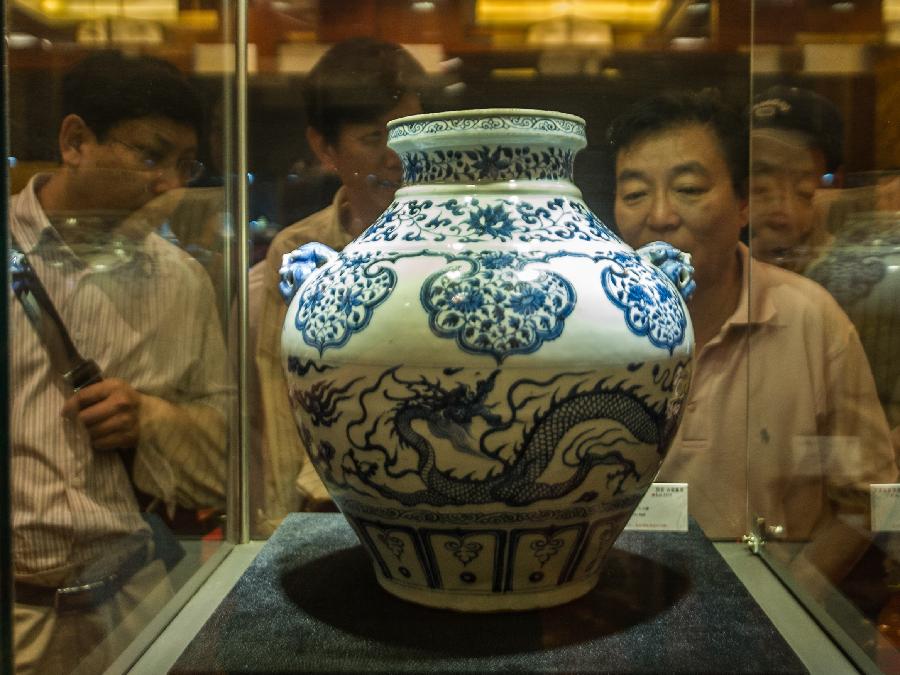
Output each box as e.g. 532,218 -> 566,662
172,513 -> 807,673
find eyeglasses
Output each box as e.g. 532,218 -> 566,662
108,138 -> 205,183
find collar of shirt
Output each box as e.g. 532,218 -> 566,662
719,243 -> 782,334
11,174 -> 58,256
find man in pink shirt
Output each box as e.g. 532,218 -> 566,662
607,90 -> 897,593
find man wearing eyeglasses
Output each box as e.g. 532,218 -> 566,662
9,50 -> 229,674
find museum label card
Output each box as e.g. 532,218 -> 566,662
624,483 -> 688,532
871,484 -> 900,532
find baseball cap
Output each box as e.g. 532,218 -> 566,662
751,86 -> 844,172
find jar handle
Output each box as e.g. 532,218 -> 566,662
278,242 -> 338,304
637,241 -> 696,301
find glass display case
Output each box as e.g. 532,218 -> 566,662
3,1 -> 900,673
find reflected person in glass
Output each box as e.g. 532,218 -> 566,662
749,86 -> 844,275
607,90 -> 897,596
750,86 -> 900,440
247,38 -> 426,535
9,50 -> 230,675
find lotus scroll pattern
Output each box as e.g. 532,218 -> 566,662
361,197 -> 616,244
400,145 -> 575,184
421,251 -> 576,363
601,252 -> 687,354
293,252 -> 396,354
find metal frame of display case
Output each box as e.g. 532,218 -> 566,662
1,0 -> 12,669
227,0 -> 252,549
759,543 -> 897,675
2,2 -> 898,673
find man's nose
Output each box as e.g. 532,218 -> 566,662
753,185 -> 797,226
646,193 -> 680,230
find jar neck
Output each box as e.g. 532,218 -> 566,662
398,143 -> 577,186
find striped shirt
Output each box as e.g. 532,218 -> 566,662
11,175 -> 231,581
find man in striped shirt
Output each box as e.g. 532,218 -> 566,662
10,51 -> 230,674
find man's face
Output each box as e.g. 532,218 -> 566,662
614,123 -> 747,287
749,128 -> 828,272
324,93 -> 422,224
73,115 -> 199,217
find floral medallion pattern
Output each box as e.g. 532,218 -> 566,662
400,145 -> 574,184
804,221 -> 900,307
807,250 -> 886,307
361,197 -> 617,244
293,252 -> 396,355
420,251 -> 576,362
601,252 -> 687,354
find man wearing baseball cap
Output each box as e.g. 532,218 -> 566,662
751,87 -> 900,437
749,85 -> 844,273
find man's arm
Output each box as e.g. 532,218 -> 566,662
64,259 -> 232,511
135,394 -> 228,510
63,371 -> 229,512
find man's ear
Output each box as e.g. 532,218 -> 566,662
58,114 -> 94,167
306,126 -> 337,172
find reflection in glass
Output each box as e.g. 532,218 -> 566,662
749,5 -> 900,668
3,0 -> 900,671
8,51 -> 232,674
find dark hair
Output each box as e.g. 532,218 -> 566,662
304,38 -> 426,144
62,50 -> 205,141
606,89 -> 749,198
751,86 -> 843,173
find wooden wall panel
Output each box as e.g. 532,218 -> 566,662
875,50 -> 900,169
317,0 -> 468,45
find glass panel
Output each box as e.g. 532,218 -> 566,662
5,0 -> 239,670
748,0 -> 900,669
2,2 -> 14,669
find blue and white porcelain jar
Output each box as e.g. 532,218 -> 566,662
280,109 -> 695,611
